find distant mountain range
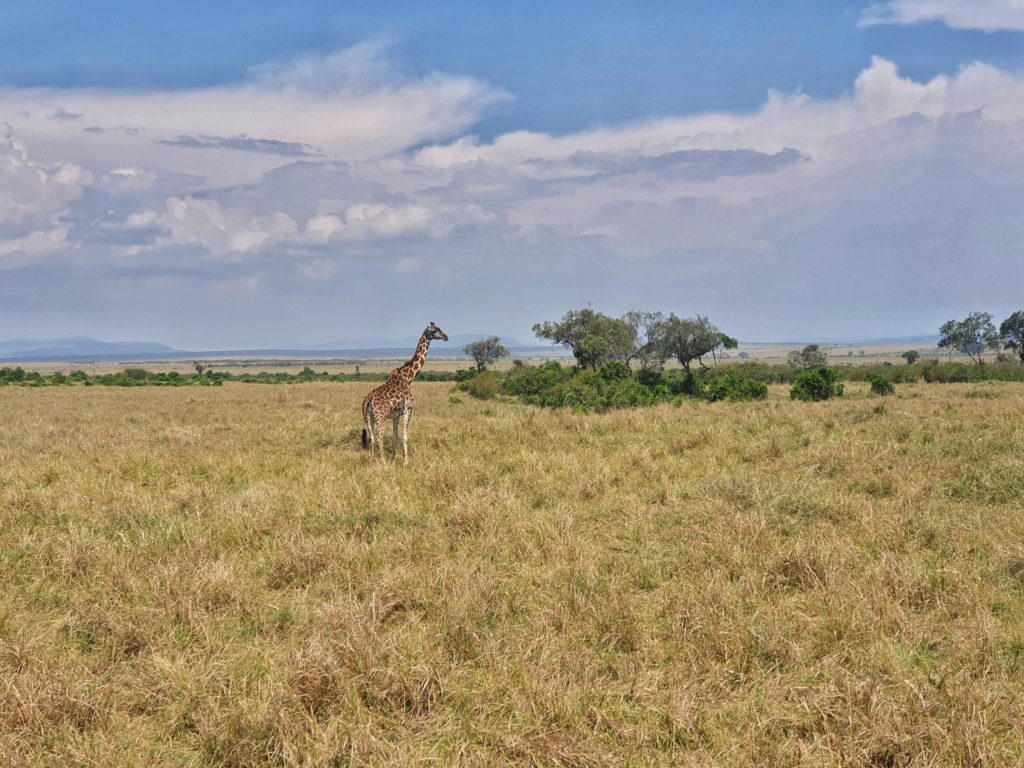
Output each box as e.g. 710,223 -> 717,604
743,334 -> 940,347
0,337 -> 176,360
0,333 -> 940,363
300,333 -> 527,350
0,335 -> 541,363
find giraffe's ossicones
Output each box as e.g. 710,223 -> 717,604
361,322 -> 448,463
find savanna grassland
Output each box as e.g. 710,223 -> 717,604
2,381 -> 1024,766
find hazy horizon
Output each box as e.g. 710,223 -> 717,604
2,2 -> 1023,348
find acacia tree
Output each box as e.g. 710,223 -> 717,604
938,312 -> 1000,364
787,344 -> 828,370
657,314 -> 732,376
463,336 -> 509,371
710,333 -> 738,365
533,309 -> 638,370
622,310 -> 669,370
901,350 -> 920,365
999,311 -> 1024,362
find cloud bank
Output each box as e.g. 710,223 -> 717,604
2,44 -> 1024,344
860,0 -> 1024,32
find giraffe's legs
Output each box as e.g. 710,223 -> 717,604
402,407 -> 411,465
363,406 -> 374,453
391,413 -> 400,461
374,411 -> 386,461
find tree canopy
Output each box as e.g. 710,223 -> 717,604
657,314 -> 733,375
999,311 -> 1024,362
787,344 -> 828,370
938,312 -> 1000,364
533,309 -> 638,370
463,336 -> 510,371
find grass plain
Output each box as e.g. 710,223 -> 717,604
1,380 -> 1023,766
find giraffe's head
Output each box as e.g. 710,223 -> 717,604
425,321 -> 449,342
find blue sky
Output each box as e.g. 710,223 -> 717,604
5,1 -> 1023,132
1,1 -> 1024,346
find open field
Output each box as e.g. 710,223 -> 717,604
2,382 -> 1023,766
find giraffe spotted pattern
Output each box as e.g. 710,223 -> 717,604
361,321 -> 448,463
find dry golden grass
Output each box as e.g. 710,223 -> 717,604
1,381 -> 1023,766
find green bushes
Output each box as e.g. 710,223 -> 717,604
0,365 -> 478,388
867,374 -> 895,396
704,371 -> 769,402
502,361 -> 575,401
919,360 -> 1024,383
0,366 -> 222,387
498,361 -> 766,411
463,370 -> 501,400
790,367 -> 844,401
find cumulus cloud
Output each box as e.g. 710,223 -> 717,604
860,0 -> 1024,32
0,123 -> 90,268
0,42 -> 502,190
4,50 -> 1024,342
135,197 -> 300,257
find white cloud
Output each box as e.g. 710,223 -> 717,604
5,51 -> 1024,342
0,123 -> 89,227
0,225 -> 71,270
129,197 -> 299,257
0,43 -> 501,190
860,0 -> 1024,32
0,123 -> 88,268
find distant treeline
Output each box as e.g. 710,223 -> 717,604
3,359 -> 1024,390
699,359 -> 1024,384
0,365 -> 476,388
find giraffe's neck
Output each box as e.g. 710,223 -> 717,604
392,331 -> 431,386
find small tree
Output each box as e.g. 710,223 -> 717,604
938,312 -> 1000,364
657,314 -> 732,377
868,374 -> 895,396
622,310 -> 669,370
901,350 -> 919,366
999,311 -> 1024,362
463,336 -> 510,371
710,333 -> 738,366
533,309 -> 637,370
787,344 -> 828,370
790,367 -> 843,401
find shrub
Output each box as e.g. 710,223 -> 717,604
463,370 -> 501,400
867,374 -> 895,396
549,370 -> 654,411
636,368 -> 664,388
664,372 -> 703,398
502,361 -> 574,400
704,371 -> 768,402
790,367 -> 843,401
599,361 -> 631,381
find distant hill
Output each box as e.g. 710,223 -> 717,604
0,335 -> 555,363
304,333 -> 526,350
0,332 -> 939,364
741,334 -> 940,347
0,337 -> 176,360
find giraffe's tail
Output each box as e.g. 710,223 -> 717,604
361,428 -> 369,450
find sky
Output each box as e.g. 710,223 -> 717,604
2,0 -> 1024,347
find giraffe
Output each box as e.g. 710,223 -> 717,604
361,321 -> 449,463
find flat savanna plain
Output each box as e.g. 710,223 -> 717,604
1,382 -> 1023,766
